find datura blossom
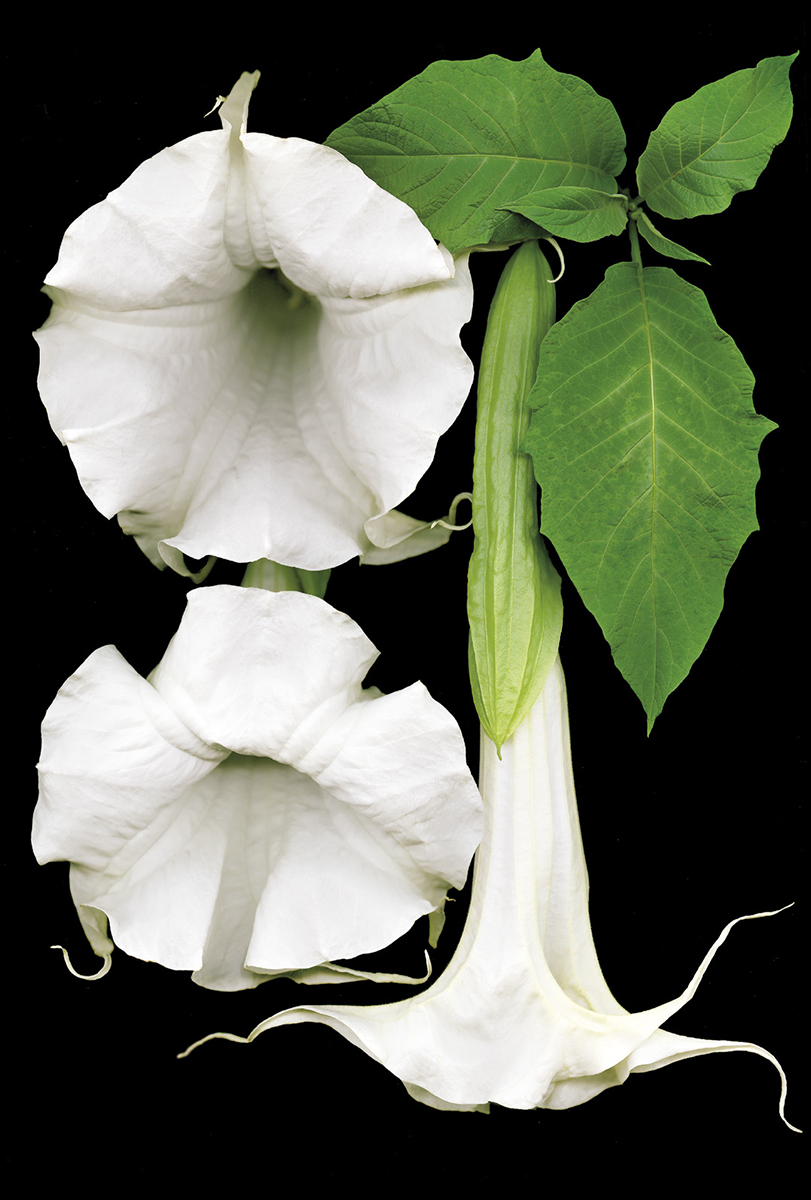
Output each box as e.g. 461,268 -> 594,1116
186,658 -> 796,1126
35,72 -> 474,577
32,586 -> 483,991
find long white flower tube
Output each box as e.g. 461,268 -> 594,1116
186,657 -> 796,1126
35,72 -> 474,577
33,586 -> 483,991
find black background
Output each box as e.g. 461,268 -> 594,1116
8,13 -> 806,1183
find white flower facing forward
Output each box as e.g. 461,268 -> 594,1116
185,658 -> 796,1126
32,586 -> 483,991
35,73 -> 474,577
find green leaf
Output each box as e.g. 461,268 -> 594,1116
503,187 -> 628,242
637,53 -> 797,220
522,263 -> 776,730
326,51 -> 626,254
635,210 -> 710,264
468,242 -> 562,752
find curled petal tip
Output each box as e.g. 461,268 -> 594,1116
430,491 -> 473,531
177,1030 -> 251,1060
218,70 -> 261,137
50,944 -> 112,981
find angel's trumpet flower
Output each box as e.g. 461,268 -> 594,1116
35,72 -> 473,578
33,586 -> 483,992
184,657 -> 796,1127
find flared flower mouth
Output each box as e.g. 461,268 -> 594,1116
35,72 -> 474,576
179,657 -> 797,1128
33,585 -> 483,991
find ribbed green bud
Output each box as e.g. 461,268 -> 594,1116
468,241 -> 563,753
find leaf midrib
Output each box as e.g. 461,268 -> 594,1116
348,150 -> 616,173
636,261 -> 658,695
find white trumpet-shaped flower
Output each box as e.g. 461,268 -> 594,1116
185,658 -> 796,1126
32,586 -> 483,992
35,73 -> 474,577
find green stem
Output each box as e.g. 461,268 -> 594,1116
628,216 -> 643,267
240,559 -> 331,597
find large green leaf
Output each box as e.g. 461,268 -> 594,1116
637,53 -> 797,220
522,263 -> 776,730
326,51 -> 626,254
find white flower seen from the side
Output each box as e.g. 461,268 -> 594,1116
184,657 -> 797,1127
35,73 -> 474,577
32,586 -> 483,991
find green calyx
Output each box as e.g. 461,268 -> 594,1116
468,241 -> 563,753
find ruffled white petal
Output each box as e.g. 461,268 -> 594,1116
148,586 -> 376,757
34,644 -> 228,971
186,659 -> 796,1127
33,587 -> 482,991
35,73 -> 474,573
